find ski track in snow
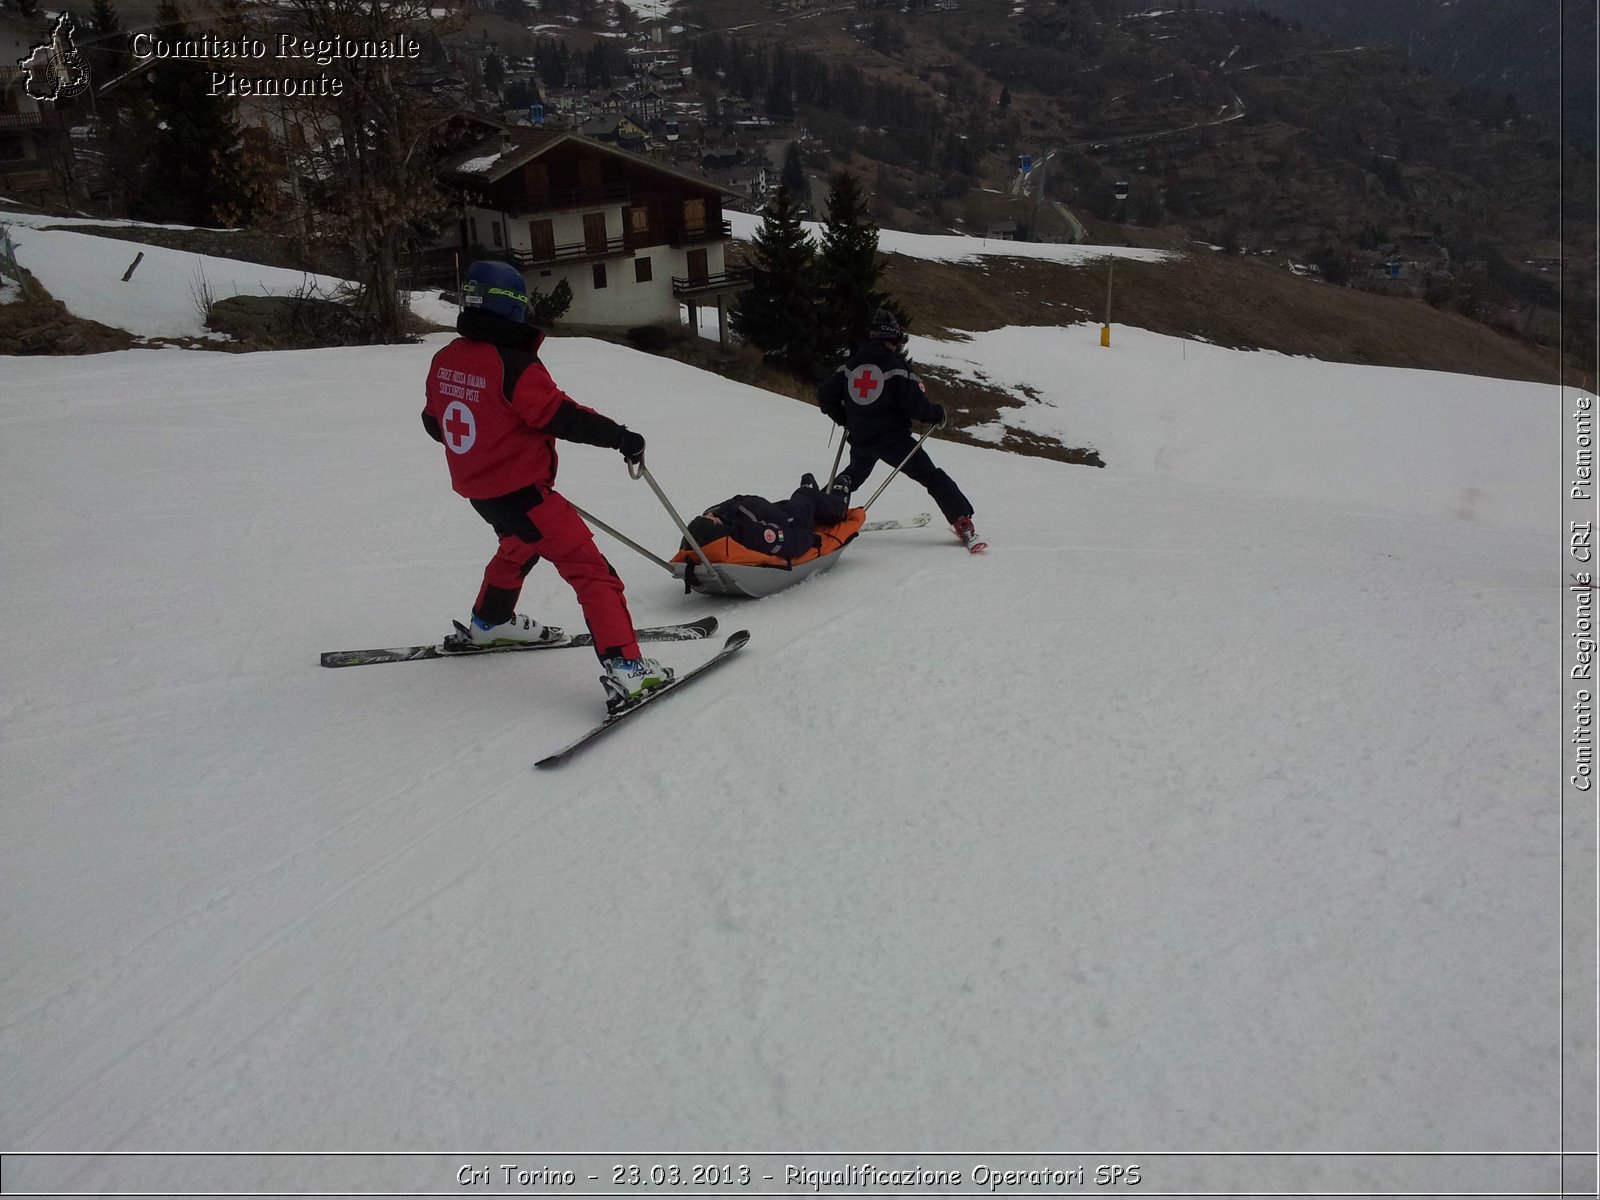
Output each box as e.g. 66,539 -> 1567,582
0,216 -> 1582,1180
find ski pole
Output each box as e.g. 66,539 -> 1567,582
861,415 -> 944,512
572,503 -> 678,574
629,457 -> 735,592
823,429 -> 846,491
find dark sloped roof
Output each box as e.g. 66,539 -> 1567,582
441,128 -> 738,199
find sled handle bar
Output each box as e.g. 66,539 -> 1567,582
628,457 -> 735,592
823,428 -> 847,492
572,503 -> 677,574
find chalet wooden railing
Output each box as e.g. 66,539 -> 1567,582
509,234 -> 627,267
670,267 -> 752,298
0,168 -> 53,193
0,112 -> 44,128
667,220 -> 732,247
399,246 -> 462,288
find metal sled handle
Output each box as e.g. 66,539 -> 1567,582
823,428 -> 846,492
572,503 -> 677,574
629,457 -> 736,593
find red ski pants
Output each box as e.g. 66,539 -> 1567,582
468,483 -> 641,661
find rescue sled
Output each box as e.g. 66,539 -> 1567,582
668,508 -> 868,598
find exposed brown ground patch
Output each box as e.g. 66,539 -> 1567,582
0,269 -> 137,355
884,248 -> 1570,385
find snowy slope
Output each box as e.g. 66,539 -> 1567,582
912,322 -> 1555,530
726,208 -> 1171,266
0,219 -> 1575,1190
0,210 -> 459,338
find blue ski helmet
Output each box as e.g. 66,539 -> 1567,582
462,259 -> 529,323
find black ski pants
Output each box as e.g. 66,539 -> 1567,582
839,433 -> 973,525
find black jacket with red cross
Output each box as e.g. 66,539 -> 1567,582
817,340 -> 942,446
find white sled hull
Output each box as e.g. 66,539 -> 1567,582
670,550 -> 846,598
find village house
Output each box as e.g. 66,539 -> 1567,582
630,89 -> 667,126
0,15 -> 77,201
580,112 -> 648,153
439,128 -> 749,341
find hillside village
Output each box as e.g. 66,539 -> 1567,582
0,0 -> 1590,375
2,2 -> 1595,1181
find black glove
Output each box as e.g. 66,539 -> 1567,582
617,428 -> 645,464
927,404 -> 947,426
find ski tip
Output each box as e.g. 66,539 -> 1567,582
725,629 -> 751,649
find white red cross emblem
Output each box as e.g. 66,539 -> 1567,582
442,401 -> 476,454
847,364 -> 883,405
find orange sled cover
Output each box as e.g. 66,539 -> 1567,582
669,507 -> 867,597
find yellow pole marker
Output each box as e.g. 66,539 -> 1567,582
1101,258 -> 1114,347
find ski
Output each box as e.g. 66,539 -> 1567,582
861,513 -> 932,532
320,615 -> 719,669
535,630 -> 751,768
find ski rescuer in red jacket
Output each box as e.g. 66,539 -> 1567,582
422,259 -> 673,713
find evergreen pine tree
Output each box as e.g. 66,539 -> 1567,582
83,0 -> 157,217
83,0 -> 125,108
87,0 -> 120,35
133,0 -> 242,225
814,170 -> 900,363
781,141 -> 806,199
730,185 -> 822,379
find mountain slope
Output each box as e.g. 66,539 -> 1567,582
1,323 -> 1563,1177
681,0 -> 1588,364
1227,0 -> 1599,151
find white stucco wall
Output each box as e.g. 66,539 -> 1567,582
525,255 -> 676,325
467,204 -> 623,260
464,204 -> 728,327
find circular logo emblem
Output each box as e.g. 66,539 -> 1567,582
441,401 -> 476,454
763,528 -> 777,544
847,364 -> 884,406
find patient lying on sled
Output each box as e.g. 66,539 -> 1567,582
682,473 -> 852,562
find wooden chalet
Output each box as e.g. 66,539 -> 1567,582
440,128 -> 749,341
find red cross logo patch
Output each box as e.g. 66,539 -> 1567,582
442,401 -> 476,454
847,364 -> 883,406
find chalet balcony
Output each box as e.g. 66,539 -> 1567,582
399,246 -> 463,289
671,267 -> 752,300
0,167 -> 53,193
667,220 -> 732,248
508,233 -> 629,268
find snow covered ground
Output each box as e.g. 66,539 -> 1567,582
911,322 -> 1554,529
0,218 -> 1584,1195
725,209 -> 1170,266
0,209 -> 459,338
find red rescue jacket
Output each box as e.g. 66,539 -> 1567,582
422,315 -> 621,499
